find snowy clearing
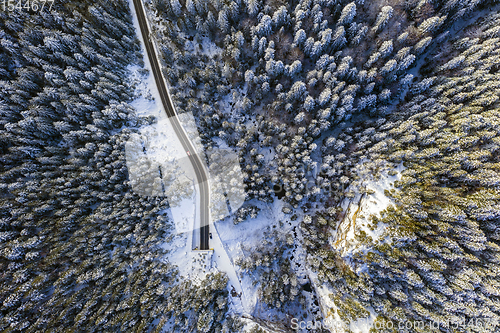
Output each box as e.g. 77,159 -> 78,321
214,199 -> 298,315
333,162 -> 405,257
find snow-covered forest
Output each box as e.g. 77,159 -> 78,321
1,0 -> 500,332
0,1 -> 237,332
146,0 -> 500,331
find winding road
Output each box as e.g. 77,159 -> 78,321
132,0 -> 210,250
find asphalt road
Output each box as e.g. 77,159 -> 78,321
132,0 -> 210,250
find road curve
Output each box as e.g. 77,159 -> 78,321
132,0 -> 210,250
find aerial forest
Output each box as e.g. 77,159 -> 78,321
1,0 -> 500,332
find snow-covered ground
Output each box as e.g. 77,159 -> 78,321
215,199 -> 294,313
333,161 -> 405,257
208,149 -> 246,222
177,112 -> 205,157
308,161 -> 405,333
128,65 -> 161,118
210,222 -> 250,314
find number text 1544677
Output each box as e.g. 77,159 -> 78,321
2,0 -> 54,11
